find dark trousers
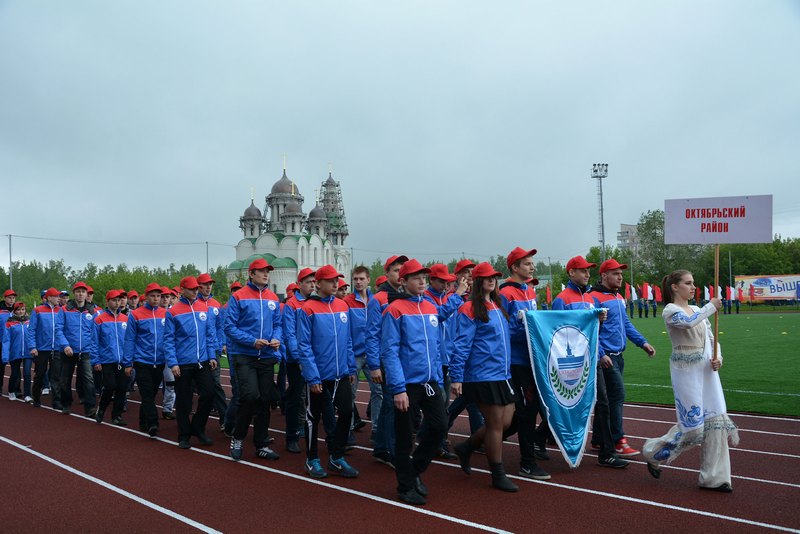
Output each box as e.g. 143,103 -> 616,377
224,355 -> 239,433
9,359 -> 33,397
593,363 -> 615,458
284,361 -> 305,443
510,364 -> 544,466
394,383 -> 447,493
60,352 -> 96,410
592,354 -> 626,443
174,363 -> 214,441
211,363 -> 228,421
134,362 -> 164,430
232,355 -> 276,448
32,350 -> 57,405
98,364 -> 127,419
305,379 -> 353,460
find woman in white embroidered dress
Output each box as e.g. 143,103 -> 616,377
642,270 -> 738,493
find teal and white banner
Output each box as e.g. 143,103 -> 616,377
523,309 -> 600,468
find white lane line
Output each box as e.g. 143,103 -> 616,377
17,404 -> 510,533
0,435 -> 222,534
624,404 -> 800,423
628,383 -> 800,398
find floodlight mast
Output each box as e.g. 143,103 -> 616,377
591,163 -> 609,263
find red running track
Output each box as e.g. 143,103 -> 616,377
1,368 -> 798,533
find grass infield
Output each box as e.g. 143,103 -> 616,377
621,312 -> 800,417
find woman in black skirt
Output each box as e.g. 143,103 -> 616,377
449,262 -> 518,492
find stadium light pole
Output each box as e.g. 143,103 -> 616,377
591,163 -> 608,263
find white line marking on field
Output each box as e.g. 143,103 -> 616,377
0,435 -> 222,534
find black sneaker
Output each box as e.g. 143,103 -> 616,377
598,455 -> 629,468
519,464 -> 551,480
372,450 -> 395,469
647,462 -> 662,479
437,447 -> 458,461
147,425 -> 159,438
162,411 -> 175,420
353,419 -> 367,431
111,416 -> 127,427
398,488 -> 426,505
415,476 -> 428,497
256,447 -> 280,460
194,433 -> 213,446
286,441 -> 302,454
178,439 -> 191,449
94,409 -> 105,424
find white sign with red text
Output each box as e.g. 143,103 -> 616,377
664,195 -> 773,244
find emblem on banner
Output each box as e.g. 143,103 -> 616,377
548,326 -> 591,408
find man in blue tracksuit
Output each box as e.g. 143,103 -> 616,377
165,276 -> 218,449
123,283 -> 167,437
382,259 -> 447,505
60,281 -> 98,416
92,289 -> 129,425
590,259 -> 656,456
297,264 -> 358,479
27,287 -> 72,409
224,259 -> 282,461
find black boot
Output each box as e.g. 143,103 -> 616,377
490,462 -> 519,492
454,440 -> 474,475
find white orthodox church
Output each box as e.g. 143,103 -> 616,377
228,168 -> 352,296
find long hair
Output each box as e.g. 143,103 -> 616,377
470,276 -> 509,323
662,270 -> 691,305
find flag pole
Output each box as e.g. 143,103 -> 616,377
713,244 -> 720,363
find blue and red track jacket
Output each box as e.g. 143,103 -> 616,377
590,284 -> 648,355
449,301 -> 512,383
26,303 -> 69,352
164,297 -> 217,368
343,289 -> 372,357
499,281 -> 538,367
283,292 -> 307,363
381,294 -> 442,395
297,295 -> 355,385
123,302 -> 167,367
552,280 -> 596,310
91,309 -> 127,366
224,282 -> 282,360
198,294 -> 224,355
61,300 -> 98,354
365,283 -> 403,370
423,287 -> 462,366
3,317 -> 31,363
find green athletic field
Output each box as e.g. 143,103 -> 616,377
622,312 -> 800,417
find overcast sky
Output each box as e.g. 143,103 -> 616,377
1,1 -> 798,273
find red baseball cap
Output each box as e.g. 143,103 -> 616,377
428,263 -> 456,282
399,259 -> 431,280
106,289 -> 123,300
197,273 -> 215,284
566,256 -> 597,271
144,282 -> 163,295
13,301 -> 25,310
249,258 -> 274,272
286,282 -> 299,293
454,259 -> 476,275
338,279 -> 350,289
315,265 -> 344,281
229,281 -> 243,291
471,262 -> 502,279
375,275 -> 387,287
72,281 -> 89,292
127,290 -> 139,299
172,286 -> 181,294
297,267 -> 316,282
527,277 -> 540,286
599,258 -> 628,274
44,288 -> 61,298
507,247 -> 537,270
4,289 -> 17,298
87,286 -> 95,294
180,276 -> 199,289
383,255 -> 409,272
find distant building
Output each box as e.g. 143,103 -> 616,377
229,168 -> 351,296
617,223 -> 639,251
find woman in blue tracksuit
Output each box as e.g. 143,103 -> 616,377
449,262 -> 518,492
3,302 -> 33,401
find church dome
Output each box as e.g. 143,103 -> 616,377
284,199 -> 303,215
243,200 -> 262,218
308,204 -> 326,219
271,170 -> 300,195
325,172 -> 336,186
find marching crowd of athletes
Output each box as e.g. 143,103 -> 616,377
1,248 -> 656,505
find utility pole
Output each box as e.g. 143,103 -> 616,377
591,163 -> 608,263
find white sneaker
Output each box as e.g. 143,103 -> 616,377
42,388 -> 50,396
8,393 -> 17,401
24,396 -> 33,403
